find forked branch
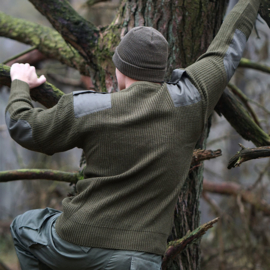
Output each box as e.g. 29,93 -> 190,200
228,144 -> 270,169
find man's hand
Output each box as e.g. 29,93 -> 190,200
10,63 -> 46,89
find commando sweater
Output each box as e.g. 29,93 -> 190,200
5,0 -> 260,255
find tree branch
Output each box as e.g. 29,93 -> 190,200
0,12 -> 89,75
215,88 -> 270,147
29,0 -> 100,63
0,169 -> 79,184
228,143 -> 270,169
239,58 -> 270,74
203,179 -> 270,215
0,64 -> 63,108
162,218 -> 219,270
192,149 -> 222,164
227,83 -> 261,127
86,0 -> 111,7
0,149 -> 221,183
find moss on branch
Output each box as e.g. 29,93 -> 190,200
215,88 -> 270,147
0,12 -> 89,76
0,169 -> 78,183
29,0 -> 100,63
0,64 -> 63,108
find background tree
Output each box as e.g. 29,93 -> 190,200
0,0 -> 270,269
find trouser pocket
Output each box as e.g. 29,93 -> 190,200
13,208 -> 61,248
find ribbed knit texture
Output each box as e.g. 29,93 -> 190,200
113,27 -> 168,82
6,0 -> 259,256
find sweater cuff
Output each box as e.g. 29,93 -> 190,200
10,79 -> 30,97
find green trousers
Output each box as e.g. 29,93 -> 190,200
10,208 -> 162,270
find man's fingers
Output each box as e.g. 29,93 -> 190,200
37,75 -> 46,85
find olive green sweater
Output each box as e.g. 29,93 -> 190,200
6,0 -> 260,255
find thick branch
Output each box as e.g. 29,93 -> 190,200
29,0 -> 99,63
203,179 -> 270,215
0,64 -> 63,108
215,88 -> 270,147
0,12 -> 89,75
0,169 -> 78,184
0,149 -> 221,183
162,218 -> 219,270
239,58 -> 270,74
228,144 -> 270,169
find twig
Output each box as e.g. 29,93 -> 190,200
228,144 -> 270,169
162,218 -> 219,270
228,83 -> 261,127
248,160 -> 270,190
203,179 -> 270,215
2,46 -> 37,65
239,58 -> 270,74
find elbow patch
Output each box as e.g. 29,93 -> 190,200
224,29 -> 247,82
5,111 -> 36,149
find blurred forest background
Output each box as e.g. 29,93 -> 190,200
1,0 -> 270,269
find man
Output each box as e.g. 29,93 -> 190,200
6,0 -> 261,269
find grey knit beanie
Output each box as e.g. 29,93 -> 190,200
113,26 -> 168,83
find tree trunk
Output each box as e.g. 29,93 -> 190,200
113,1 -> 227,269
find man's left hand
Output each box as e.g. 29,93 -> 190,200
10,63 -> 46,89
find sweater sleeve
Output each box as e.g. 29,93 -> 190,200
186,0 -> 261,120
5,80 -> 82,155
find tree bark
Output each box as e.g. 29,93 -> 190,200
0,12 -> 89,75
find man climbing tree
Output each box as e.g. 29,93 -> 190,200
2,0 -> 262,269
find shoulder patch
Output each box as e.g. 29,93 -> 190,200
73,90 -> 112,118
166,69 -> 201,107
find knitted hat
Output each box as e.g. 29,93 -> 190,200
113,26 -> 168,83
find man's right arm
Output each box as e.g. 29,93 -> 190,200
186,0 -> 261,121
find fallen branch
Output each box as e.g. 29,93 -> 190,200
162,218 -> 219,270
228,143 -> 270,169
203,179 -> 270,215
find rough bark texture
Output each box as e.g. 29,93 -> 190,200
0,12 -> 89,75
215,88 -> 270,147
0,65 -> 63,108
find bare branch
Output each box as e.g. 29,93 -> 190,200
192,149 -> 222,164
0,64 -> 63,108
228,83 -> 261,128
86,0 -> 111,7
203,179 -> 270,215
215,88 -> 270,147
0,169 -> 78,184
228,144 -> 270,169
239,58 -> 270,74
162,218 -> 219,270
0,12 -> 89,75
